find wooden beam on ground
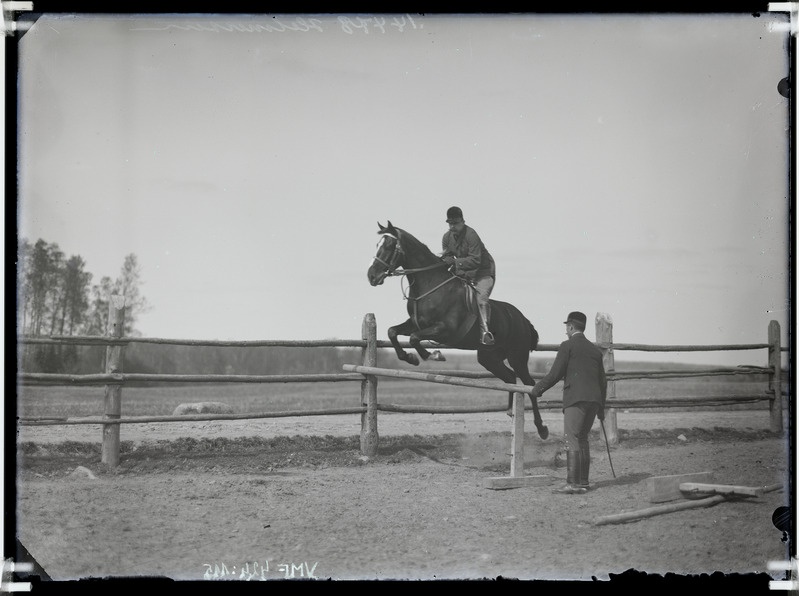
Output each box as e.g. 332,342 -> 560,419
680,482 -> 783,499
680,482 -> 764,499
647,471 -> 714,503
595,494 -> 727,526
595,483 -> 783,526
483,476 -> 555,490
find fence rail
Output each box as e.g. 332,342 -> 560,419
17,299 -> 787,465
17,366 -> 779,386
18,336 -> 785,353
19,407 -> 369,426
19,373 -> 365,385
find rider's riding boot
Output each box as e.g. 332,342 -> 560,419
479,303 -> 494,345
553,451 -> 587,494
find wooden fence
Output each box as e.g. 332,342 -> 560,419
17,298 -> 788,466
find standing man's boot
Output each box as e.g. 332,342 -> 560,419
479,303 -> 494,345
553,451 -> 587,494
577,444 -> 591,490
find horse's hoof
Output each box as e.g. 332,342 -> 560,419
537,424 -> 549,440
428,350 -> 446,362
406,355 -> 420,366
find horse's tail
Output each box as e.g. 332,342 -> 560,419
528,319 -> 539,353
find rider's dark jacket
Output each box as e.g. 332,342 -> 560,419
441,225 -> 495,282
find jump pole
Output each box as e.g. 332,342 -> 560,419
343,364 -> 553,490
343,364 -> 538,395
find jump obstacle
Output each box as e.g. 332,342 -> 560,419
19,307 -> 786,472
343,364 -> 554,490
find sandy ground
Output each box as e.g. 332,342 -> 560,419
14,407 -> 793,588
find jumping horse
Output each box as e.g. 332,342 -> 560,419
366,221 -> 549,440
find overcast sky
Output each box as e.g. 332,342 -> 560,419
16,12 -> 791,366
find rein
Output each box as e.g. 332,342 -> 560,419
374,232 -> 448,278
392,262 -> 448,276
373,230 -> 456,302
405,274 -> 458,301
403,273 -> 460,332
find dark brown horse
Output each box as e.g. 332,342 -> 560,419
367,221 -> 548,440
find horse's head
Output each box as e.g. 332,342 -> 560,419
368,221 -> 404,286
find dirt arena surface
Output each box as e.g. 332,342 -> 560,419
14,409 -> 792,589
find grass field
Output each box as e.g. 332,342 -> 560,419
16,374 -> 777,420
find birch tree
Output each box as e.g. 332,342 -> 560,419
114,253 -> 150,336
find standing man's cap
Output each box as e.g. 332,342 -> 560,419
564,311 -> 587,326
446,206 -> 464,222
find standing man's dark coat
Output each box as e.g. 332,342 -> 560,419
536,332 -> 607,410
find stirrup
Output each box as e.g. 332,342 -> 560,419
481,331 -> 495,345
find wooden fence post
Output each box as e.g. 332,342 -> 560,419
102,294 -> 126,468
596,312 -> 618,445
360,313 -> 379,456
768,320 -> 783,433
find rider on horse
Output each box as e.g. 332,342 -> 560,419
440,206 -> 496,346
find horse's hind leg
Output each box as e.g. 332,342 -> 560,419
477,349 -> 520,414
477,348 -> 525,407
507,351 -> 549,440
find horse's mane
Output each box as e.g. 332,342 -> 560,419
395,227 -> 441,264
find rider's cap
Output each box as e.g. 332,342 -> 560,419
564,311 -> 587,326
446,206 -> 464,223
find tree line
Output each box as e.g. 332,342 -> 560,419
17,237 -> 150,372
16,237 -> 362,376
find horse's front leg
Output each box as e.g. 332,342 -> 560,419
408,323 -> 448,363
387,319 -> 422,366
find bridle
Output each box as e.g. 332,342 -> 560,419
372,232 -> 405,275
372,230 -> 459,302
373,231 -> 449,278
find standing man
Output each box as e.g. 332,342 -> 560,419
440,206 -> 496,345
531,311 -> 607,494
